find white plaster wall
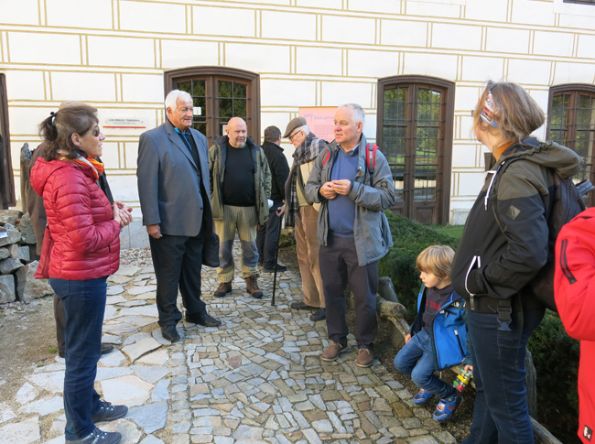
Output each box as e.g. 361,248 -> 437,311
119,0 -> 186,34
88,36 -> 155,68
296,47 -> 342,76
4,71 -> 45,101
431,23 -> 482,51
193,6 -> 255,38
226,43 -> 290,73
46,0 -> 113,29
261,11 -> 317,41
161,40 -> 219,68
8,32 -> 81,65
2,0 -> 594,231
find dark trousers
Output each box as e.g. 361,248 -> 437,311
256,201 -> 282,268
319,235 -> 378,348
54,294 -> 65,356
49,278 -> 106,441
149,232 -> 206,327
463,307 -> 544,444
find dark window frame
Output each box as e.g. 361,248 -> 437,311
0,73 -> 15,209
547,83 -> 595,205
377,75 -> 454,225
164,66 -> 260,145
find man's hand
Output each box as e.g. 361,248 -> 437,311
331,179 -> 352,196
404,333 -> 412,344
320,181 -> 337,200
276,204 -> 286,217
147,224 -> 162,239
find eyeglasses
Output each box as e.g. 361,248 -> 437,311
177,107 -> 193,113
289,130 -> 302,142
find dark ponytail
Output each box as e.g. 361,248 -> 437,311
39,112 -> 58,147
38,105 -> 98,160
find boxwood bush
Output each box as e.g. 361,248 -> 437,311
379,212 -> 579,442
379,212 -> 459,320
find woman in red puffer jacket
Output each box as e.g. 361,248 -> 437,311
30,104 -> 131,444
555,208 -> 595,444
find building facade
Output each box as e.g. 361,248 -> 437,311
0,0 -> 594,246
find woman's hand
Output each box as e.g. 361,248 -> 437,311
115,201 -> 132,227
113,203 -> 123,226
113,201 -> 132,227
404,333 -> 411,344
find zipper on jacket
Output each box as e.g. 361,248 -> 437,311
484,167 -> 500,210
454,328 -> 465,356
559,239 -> 577,284
464,255 -> 481,309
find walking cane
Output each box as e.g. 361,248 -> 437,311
271,206 -> 284,307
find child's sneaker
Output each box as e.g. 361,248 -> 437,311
432,394 -> 462,422
412,388 -> 434,405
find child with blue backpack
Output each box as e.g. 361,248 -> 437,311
394,245 -> 471,422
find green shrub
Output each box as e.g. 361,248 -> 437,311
379,212 -> 459,320
528,312 -> 579,442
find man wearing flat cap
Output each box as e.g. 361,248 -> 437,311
283,116 -> 328,322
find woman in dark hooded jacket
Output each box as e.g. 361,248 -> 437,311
451,81 -> 581,443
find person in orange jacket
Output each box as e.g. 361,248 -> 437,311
555,207 -> 595,444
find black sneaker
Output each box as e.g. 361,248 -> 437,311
92,400 -> 128,423
100,344 -> 114,355
310,308 -> 326,322
263,263 -> 287,273
290,301 -> 315,310
161,325 -> 180,343
66,427 -> 121,444
186,312 -> 222,327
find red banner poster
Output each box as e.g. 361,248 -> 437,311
298,107 -> 336,143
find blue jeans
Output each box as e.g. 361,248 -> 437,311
50,278 -> 107,440
393,329 -> 455,399
462,307 -> 544,444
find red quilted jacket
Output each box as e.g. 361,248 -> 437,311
30,158 -> 120,280
555,207 -> 595,444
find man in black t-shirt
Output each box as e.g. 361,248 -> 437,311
208,117 -> 271,299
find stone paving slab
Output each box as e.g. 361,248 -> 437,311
0,244 -> 456,443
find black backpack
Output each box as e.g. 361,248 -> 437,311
493,139 -> 592,312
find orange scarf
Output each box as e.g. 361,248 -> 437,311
72,156 -> 105,180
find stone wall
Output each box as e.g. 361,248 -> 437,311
0,210 -> 52,304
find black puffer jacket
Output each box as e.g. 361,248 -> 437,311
451,138 -> 582,312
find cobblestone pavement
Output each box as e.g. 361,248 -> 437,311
0,245 -> 456,444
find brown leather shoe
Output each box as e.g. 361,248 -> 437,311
320,341 -> 346,362
214,282 -> 232,298
245,276 -> 263,299
355,347 -> 374,368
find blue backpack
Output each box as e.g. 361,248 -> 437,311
414,286 -> 469,370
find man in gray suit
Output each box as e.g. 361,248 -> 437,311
137,89 -> 221,343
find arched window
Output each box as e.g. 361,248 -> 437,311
547,84 -> 595,205
377,75 -> 454,224
0,73 -> 15,209
164,67 -> 260,146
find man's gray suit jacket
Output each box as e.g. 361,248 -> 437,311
137,120 -> 211,237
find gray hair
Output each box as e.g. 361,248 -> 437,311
339,103 -> 365,124
165,89 -> 192,110
296,124 -> 310,136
